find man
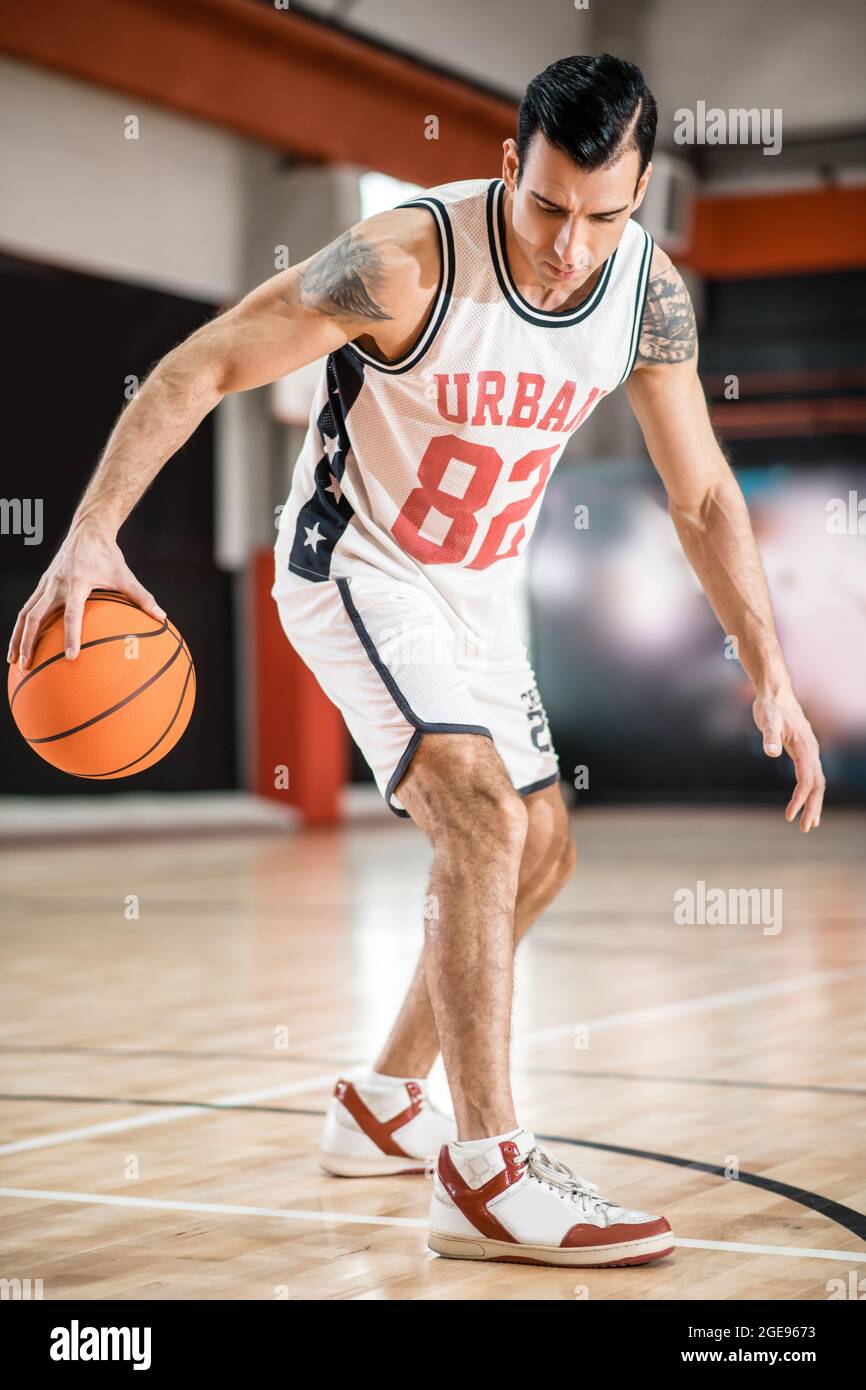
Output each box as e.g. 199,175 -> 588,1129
8,54 -> 824,1269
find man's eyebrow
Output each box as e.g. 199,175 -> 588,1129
531,190 -> 629,217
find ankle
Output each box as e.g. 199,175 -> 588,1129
456,1114 -> 519,1142
454,1125 -> 521,1147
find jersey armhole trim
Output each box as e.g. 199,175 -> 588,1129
620,225 -> 654,384
343,197 -> 455,375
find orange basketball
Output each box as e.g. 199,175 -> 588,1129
8,588 -> 196,779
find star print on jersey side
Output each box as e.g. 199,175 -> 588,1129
282,351 -> 360,582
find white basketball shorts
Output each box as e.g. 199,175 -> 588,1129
271,567 -> 560,818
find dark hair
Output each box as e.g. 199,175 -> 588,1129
516,54 -> 657,189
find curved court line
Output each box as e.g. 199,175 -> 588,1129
531,1131 -> 866,1245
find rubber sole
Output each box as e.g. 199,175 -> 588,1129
428,1229 -> 675,1267
319,1151 -> 427,1178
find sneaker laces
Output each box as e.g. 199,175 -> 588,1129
519,1145 -> 618,1216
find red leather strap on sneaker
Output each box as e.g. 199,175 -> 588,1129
335,1079 -> 422,1158
561,1216 -> 671,1248
437,1139 -> 524,1241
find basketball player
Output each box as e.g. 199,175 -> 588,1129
8,55 -> 825,1268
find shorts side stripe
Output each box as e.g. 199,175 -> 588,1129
335,578 -> 493,739
386,730 -> 422,818
336,578 -> 495,819
516,773 -> 560,797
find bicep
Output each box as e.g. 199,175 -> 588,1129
627,263 -> 730,507
634,261 -> 698,368
195,210 -> 422,395
206,263 -> 354,395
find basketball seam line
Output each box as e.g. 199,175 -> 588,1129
10,620 -> 174,707
75,654 -> 195,779
25,632 -> 187,744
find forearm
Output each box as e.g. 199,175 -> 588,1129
71,342 -> 223,538
669,469 -> 791,695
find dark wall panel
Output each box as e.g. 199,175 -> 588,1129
1,253 -> 237,794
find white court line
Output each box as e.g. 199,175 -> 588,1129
0,1187 -> 862,1263
4,965 -> 866,1158
0,1069 -> 363,1158
674,1237 -> 864,1263
518,964 -> 866,1045
0,1187 -> 423,1229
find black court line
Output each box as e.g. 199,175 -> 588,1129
0,898 -> 340,916
2,1093 -> 864,1245
1,1046 -> 861,1099
0,1045 -> 363,1068
0,1093 -> 327,1118
533,1129 -> 866,1247
516,1067 -> 866,1099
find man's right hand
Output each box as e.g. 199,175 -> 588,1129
7,519 -> 165,670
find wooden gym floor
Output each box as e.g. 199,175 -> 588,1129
1,805 -> 864,1301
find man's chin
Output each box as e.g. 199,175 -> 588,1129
542,262 -> 591,283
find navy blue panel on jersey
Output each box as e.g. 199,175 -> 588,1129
287,347 -> 365,581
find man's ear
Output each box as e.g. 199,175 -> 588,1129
632,161 -> 653,214
502,137 -> 520,189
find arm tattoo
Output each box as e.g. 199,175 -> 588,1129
635,265 -> 697,365
297,230 -> 393,323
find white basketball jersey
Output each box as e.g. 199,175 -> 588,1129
274,177 -> 653,635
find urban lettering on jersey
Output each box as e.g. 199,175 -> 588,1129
434,372 -> 606,433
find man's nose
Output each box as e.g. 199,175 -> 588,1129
554,219 -> 592,269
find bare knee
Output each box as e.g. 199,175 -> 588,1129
522,787 -> 577,899
554,830 -> 578,890
429,772 -> 528,859
397,733 -> 528,856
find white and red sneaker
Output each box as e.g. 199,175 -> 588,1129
320,1076 -> 457,1177
428,1129 -> 674,1267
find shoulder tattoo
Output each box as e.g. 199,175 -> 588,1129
635,265 -> 697,365
297,230 -> 393,323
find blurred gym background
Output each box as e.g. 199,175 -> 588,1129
2,0 -> 865,831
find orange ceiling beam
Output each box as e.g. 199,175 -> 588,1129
0,0 -> 515,184
685,184 -> 866,277
3,0 -> 865,276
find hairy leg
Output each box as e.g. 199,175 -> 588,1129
371,741 -> 576,1134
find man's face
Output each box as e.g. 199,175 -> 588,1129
503,132 -> 651,287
